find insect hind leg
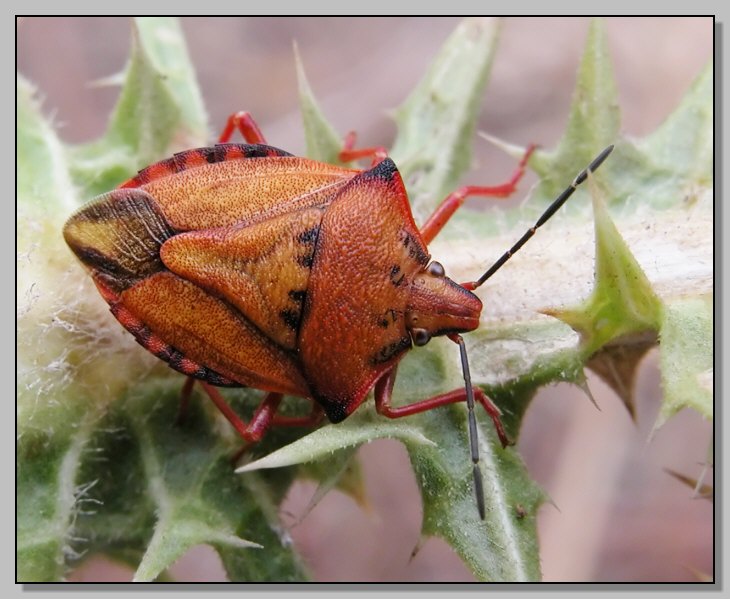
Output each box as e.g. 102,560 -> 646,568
218,111 -> 268,144
373,368 -> 510,448
419,144 -> 537,244
337,130 -> 388,166
190,383 -> 325,462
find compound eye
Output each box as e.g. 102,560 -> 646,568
412,328 -> 431,346
427,261 -> 445,277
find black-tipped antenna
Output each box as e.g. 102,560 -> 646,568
454,334 -> 485,520
472,145 -> 614,288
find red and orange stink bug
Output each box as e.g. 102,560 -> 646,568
63,111 -> 612,518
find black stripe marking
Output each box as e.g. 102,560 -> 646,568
369,337 -> 412,365
289,289 -> 307,304
201,145 -> 227,164
298,225 -> 320,245
360,158 -> 398,182
389,264 -> 405,287
280,309 -> 300,331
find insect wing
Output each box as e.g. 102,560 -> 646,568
161,207 -> 324,350
132,150 -> 358,230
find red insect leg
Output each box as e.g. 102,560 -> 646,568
337,131 -> 388,166
419,144 -> 537,245
374,367 -> 511,448
176,376 -> 197,425
335,132 -> 535,240
272,405 -> 325,428
193,382 -> 323,442
218,111 -> 268,144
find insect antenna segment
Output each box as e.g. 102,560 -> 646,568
457,145 -> 614,520
453,334 -> 486,519
469,145 -> 614,289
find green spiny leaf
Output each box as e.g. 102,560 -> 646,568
295,447 -> 369,516
239,408 -> 435,473
133,17 -> 208,142
530,18 -> 619,202
68,18 -> 207,197
296,44 -> 343,164
545,180 -> 663,355
390,17 -> 502,222
639,61 -> 713,185
66,384 -> 308,583
18,74 -> 114,581
657,297 -> 713,426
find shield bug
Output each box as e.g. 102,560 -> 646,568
63,111 -> 612,518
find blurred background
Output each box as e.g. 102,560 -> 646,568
17,16 -> 713,582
